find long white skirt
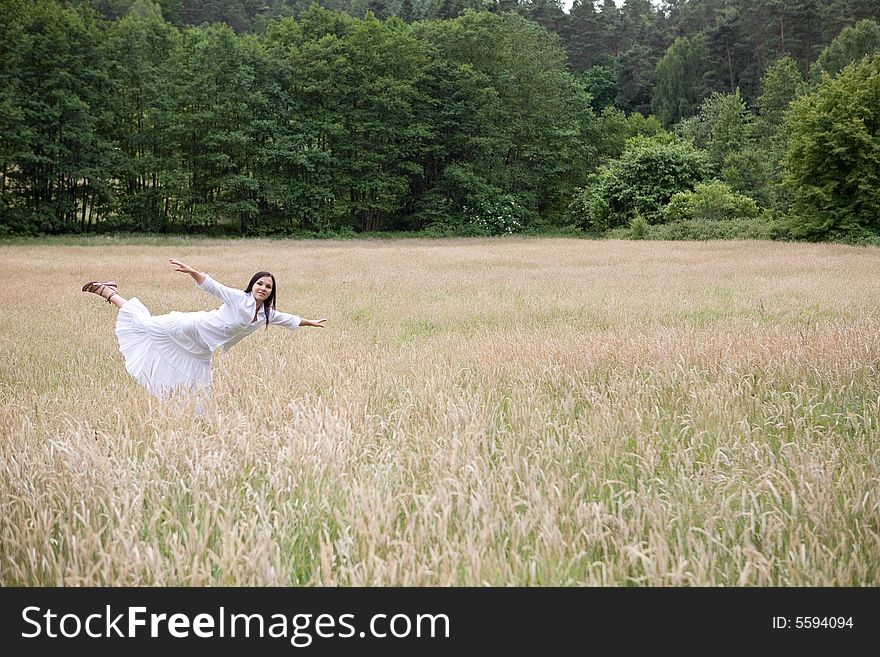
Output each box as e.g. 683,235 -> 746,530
115,298 -> 212,399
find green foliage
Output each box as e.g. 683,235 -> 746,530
561,186 -> 605,234
753,57 -> 807,211
127,0 -> 163,20
565,138 -> 710,232
463,194 -> 532,236
303,12 -> 430,232
784,54 -> 880,240
411,10 -> 596,229
103,10 -> 178,231
675,90 -> 774,205
647,217 -> 775,241
811,19 -> 880,81
5,4 -> 598,236
594,107 -> 666,163
757,57 -> 807,133
651,35 -> 710,128
580,65 -> 617,111
614,44 -> 656,116
6,1 -> 880,240
629,213 -> 648,240
0,0 -> 116,234
676,91 -> 750,161
664,181 -> 759,223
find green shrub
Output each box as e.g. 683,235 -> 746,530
651,217 -> 775,240
0,196 -> 38,236
564,138 -> 710,232
664,181 -> 759,223
463,194 -> 533,236
629,214 -> 648,239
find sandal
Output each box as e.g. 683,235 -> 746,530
82,280 -> 119,303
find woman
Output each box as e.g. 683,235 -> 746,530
82,259 -> 326,399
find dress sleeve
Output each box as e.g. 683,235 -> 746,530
268,309 -> 301,330
197,274 -> 247,306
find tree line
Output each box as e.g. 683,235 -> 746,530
72,0 -> 880,112
1,0 -> 879,240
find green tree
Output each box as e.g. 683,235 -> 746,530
593,107 -> 665,163
561,0 -> 603,73
333,15 -> 430,231
157,24 -> 272,231
618,0 -> 658,54
521,0 -> 567,36
400,0 -> 414,22
784,54 -> 880,239
595,0 -> 622,55
810,19 -> 880,81
674,89 -> 770,199
703,1 -> 740,94
753,56 -> 805,210
407,56 -> 507,230
821,0 -> 880,44
614,44 -> 655,115
425,0 -> 488,20
580,64 -> 617,111
567,137 -> 710,231
756,56 -> 806,134
652,35 -> 710,127
367,0 -> 389,20
278,9 -> 429,232
0,0 -> 29,233
103,10 -> 178,230
413,10 -> 595,226
263,13 -> 350,233
2,1 -> 115,234
774,0 -> 823,74
724,0 -> 778,102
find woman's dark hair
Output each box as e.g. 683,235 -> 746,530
244,271 -> 276,326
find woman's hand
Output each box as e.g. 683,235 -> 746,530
169,259 -> 205,285
301,318 -> 327,328
169,259 -> 197,274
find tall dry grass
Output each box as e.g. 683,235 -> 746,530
1,237 -> 879,585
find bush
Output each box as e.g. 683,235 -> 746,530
463,194 -> 532,236
0,196 -> 38,236
651,217 -> 775,240
664,181 -> 759,223
414,193 -> 457,232
561,187 -> 609,234
629,214 -> 648,239
564,138 -> 710,232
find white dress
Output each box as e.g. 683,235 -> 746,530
114,274 -> 301,398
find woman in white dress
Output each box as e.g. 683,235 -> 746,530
82,258 -> 326,399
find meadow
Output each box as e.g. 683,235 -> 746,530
1,237 -> 878,586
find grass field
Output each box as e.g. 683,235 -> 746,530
1,237 -> 879,585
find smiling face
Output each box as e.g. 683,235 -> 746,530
251,275 -> 273,302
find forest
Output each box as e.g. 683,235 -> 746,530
1,0 -> 879,240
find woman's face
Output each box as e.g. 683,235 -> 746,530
252,275 -> 273,302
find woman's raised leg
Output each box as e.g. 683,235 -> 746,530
82,281 -> 128,308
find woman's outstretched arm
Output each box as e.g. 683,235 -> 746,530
169,259 -> 205,285
268,312 -> 327,329
171,259 -> 249,307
